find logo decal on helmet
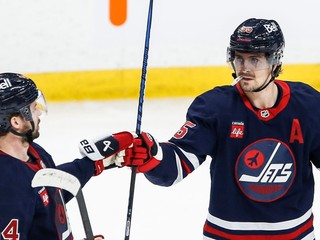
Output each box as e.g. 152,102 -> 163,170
263,22 -> 278,33
0,78 -> 12,90
239,26 -> 253,34
235,138 -> 296,202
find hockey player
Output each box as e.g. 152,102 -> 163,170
0,73 -> 134,240
116,18 -> 319,239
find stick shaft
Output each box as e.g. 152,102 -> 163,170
76,189 -> 94,240
135,0 -> 153,134
125,1 -> 154,239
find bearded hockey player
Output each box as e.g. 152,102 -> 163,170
0,73 -> 134,239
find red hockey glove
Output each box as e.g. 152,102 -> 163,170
79,131 -> 134,175
121,132 -> 162,173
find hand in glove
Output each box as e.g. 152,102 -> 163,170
122,132 -> 163,173
79,131 -> 134,175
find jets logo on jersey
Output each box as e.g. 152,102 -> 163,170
235,138 -> 296,202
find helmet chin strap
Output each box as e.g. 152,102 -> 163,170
252,65 -> 281,92
252,75 -> 274,92
9,121 -> 35,143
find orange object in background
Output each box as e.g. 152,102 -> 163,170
110,0 -> 127,26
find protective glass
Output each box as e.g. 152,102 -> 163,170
19,90 -> 48,121
227,48 -> 281,72
35,90 -> 48,118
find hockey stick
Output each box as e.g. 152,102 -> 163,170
124,0 -> 154,239
31,168 -> 94,240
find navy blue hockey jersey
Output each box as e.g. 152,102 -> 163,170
0,142 -> 95,240
145,80 -> 320,240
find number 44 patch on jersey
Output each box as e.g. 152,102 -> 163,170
1,219 -> 20,240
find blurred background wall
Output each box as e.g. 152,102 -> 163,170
0,0 -> 319,101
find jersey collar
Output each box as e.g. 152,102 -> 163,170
236,80 -> 291,121
25,145 -> 47,171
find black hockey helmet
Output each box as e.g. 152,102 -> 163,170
227,18 -> 285,77
0,73 -> 45,134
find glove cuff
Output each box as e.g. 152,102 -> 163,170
94,160 -> 105,176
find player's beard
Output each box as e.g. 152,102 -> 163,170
240,80 -> 260,92
32,125 -> 40,140
240,74 -> 272,92
239,70 -> 273,93
20,120 -> 40,143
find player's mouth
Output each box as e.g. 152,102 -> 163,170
241,75 -> 254,81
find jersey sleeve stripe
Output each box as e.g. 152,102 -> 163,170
172,152 -> 184,185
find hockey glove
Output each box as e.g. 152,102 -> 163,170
79,131 -> 134,175
122,132 -> 163,173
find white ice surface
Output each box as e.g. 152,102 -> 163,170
36,98 -> 320,240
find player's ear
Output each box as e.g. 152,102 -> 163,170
10,115 -> 23,130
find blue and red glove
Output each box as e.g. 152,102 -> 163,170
122,132 -> 163,173
79,131 -> 134,175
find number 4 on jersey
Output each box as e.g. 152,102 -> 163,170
1,219 -> 19,240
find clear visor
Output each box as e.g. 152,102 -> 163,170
227,48 -> 281,72
19,90 -> 48,122
35,90 -> 48,118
